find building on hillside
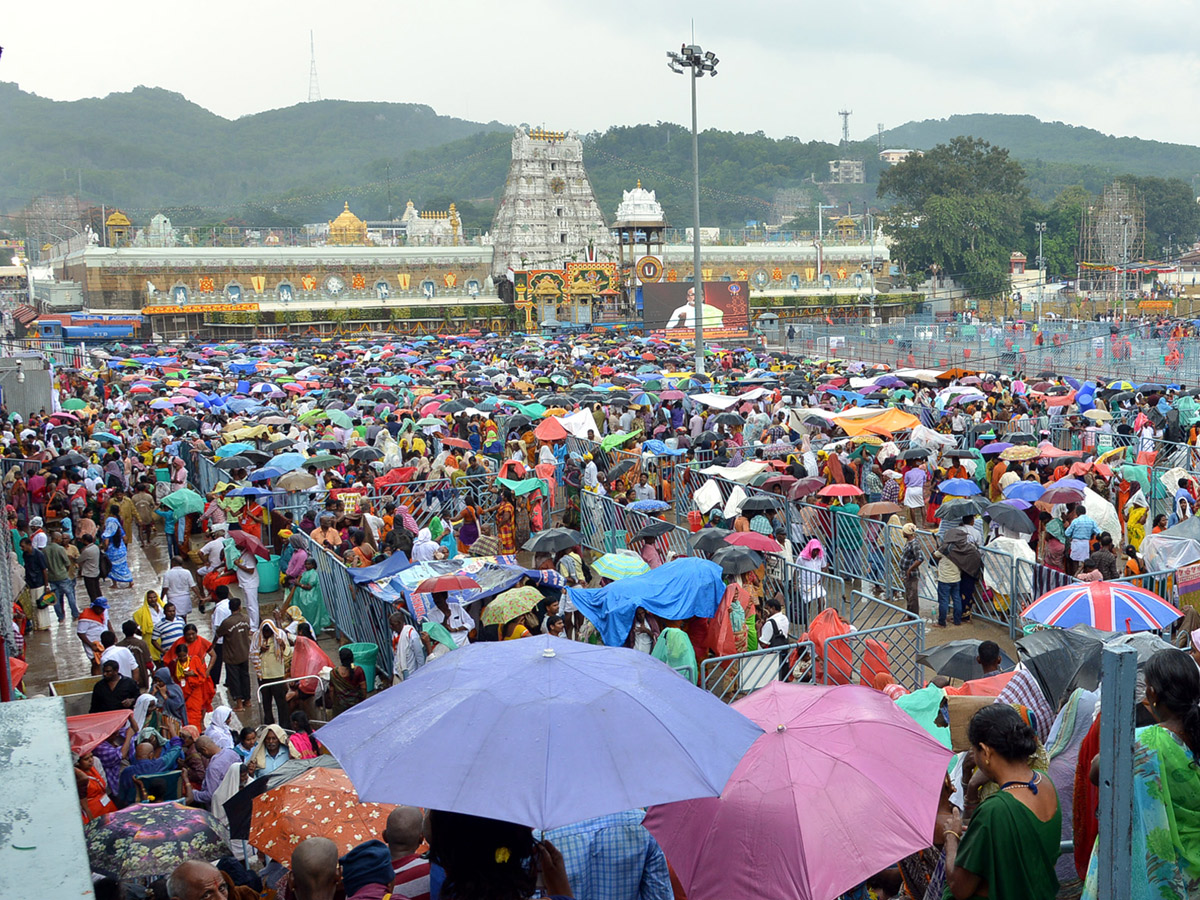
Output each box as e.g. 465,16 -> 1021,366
489,127 -> 616,279
879,149 -> 918,165
827,160 -> 865,184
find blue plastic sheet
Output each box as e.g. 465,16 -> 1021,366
567,558 -> 725,647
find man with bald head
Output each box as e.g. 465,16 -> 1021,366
383,806 -> 430,900
289,836 -> 340,900
167,860 -> 228,900
190,736 -> 239,807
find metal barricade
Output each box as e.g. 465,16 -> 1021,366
822,592 -> 925,692
578,492 -> 692,562
763,554 -> 845,633
699,641 -> 817,703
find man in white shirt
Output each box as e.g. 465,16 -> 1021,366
99,631 -> 138,679
618,408 -> 635,433
162,555 -> 199,619
633,474 -> 656,502
234,546 -> 260,630
209,585 -> 232,683
424,593 -> 474,648
197,528 -> 227,576
29,516 -> 47,551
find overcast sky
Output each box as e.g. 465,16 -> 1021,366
6,0 -> 1199,145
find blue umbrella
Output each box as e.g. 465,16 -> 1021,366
247,467 -> 283,482
940,478 -> 982,497
216,442 -> 254,458
318,635 -> 762,830
268,452 -> 307,473
1003,481 -> 1045,502
627,499 -> 671,513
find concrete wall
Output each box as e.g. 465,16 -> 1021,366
0,355 -> 54,419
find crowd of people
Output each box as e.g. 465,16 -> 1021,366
4,327 -> 1200,899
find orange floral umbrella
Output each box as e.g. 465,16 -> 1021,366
248,767 -> 396,863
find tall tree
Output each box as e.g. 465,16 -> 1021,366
879,137 -> 1027,298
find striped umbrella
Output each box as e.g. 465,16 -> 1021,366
591,553 -> 651,581
1022,581 -> 1183,632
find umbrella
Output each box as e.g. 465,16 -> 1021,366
985,502 -> 1034,534
248,767 -> 396,864
898,448 -> 930,461
710,545 -> 764,575
740,494 -> 785,511
350,447 -> 383,461
917,639 -> 1015,680
523,527 -> 585,554
414,574 -> 482,594
628,499 -> 671,513
1022,581 -> 1182,632
644,683 -> 953,900
608,460 -> 636,482
230,528 -> 271,560
66,710 -> 133,755
277,470 -> 319,491
317,636 -> 763,829
935,497 -> 988,520
481,586 -> 545,625
940,478 -> 982,496
723,532 -> 783,553
223,756 -> 343,840
1016,628 -> 1104,710
633,520 -> 674,540
85,802 -> 230,880
303,453 -> 344,470
858,501 -> 903,517
52,452 -> 88,468
980,441 -> 1013,454
160,488 -> 206,516
1003,481 -> 1045,502
591,552 -> 651,581
1040,486 -> 1085,505
788,477 -> 826,499
816,483 -> 863,499
1000,445 -> 1040,461
216,455 -> 252,470
689,528 -> 733,556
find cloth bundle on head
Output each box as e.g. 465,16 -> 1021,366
339,840 -> 394,897
249,724 -> 299,769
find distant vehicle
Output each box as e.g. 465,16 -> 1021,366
37,321 -> 135,342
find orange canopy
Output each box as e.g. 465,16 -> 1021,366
937,367 -> 978,380
833,408 -> 920,437
943,670 -> 1015,697
66,710 -> 133,755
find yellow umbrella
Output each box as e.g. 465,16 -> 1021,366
1097,446 -> 1127,464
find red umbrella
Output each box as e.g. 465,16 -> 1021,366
441,437 -> 472,450
724,532 -> 783,552
818,484 -> 864,498
67,710 -> 133,755
230,529 -> 271,560
534,418 -> 569,441
414,574 -> 482,594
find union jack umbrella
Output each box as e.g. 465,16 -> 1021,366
1022,581 -> 1183,632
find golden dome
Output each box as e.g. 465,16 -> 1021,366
105,210 -> 132,227
328,202 -> 367,245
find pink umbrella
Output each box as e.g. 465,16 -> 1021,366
644,683 -> 953,900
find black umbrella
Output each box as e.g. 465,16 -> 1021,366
266,439 -> 294,452
441,399 -> 473,414
633,520 -> 674,541
350,447 -> 383,461
505,415 -> 533,433
241,449 -> 271,464
695,430 -> 720,446
312,441 -> 341,452
52,452 -> 88,468
1006,433 -> 1037,445
1016,627 -> 1104,710
689,528 -> 732,555
944,449 -> 975,459
523,527 -> 585,553
935,497 -> 988,520
740,494 -> 784,513
985,502 -> 1034,534
899,448 -> 931,461
917,639 -> 1015,681
608,460 -> 636,482
216,455 -> 252,470
713,412 -> 745,427
711,545 -> 764,575
172,415 -> 200,432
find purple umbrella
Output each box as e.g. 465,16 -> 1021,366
318,636 -> 762,830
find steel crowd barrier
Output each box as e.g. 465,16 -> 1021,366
698,640 -> 817,703
822,591 -> 926,692
578,491 -> 692,562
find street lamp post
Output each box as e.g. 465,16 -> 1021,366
668,43 -> 718,373
1035,221 -> 1046,324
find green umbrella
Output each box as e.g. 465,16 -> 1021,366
416,416 -> 443,427
62,398 -> 88,411
303,453 -> 343,470
481,586 -> 544,626
327,409 -> 353,429
497,476 -> 548,497
298,410 -> 327,423
161,488 -> 206,516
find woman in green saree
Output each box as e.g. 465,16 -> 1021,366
1084,648 -> 1200,899
286,557 -> 331,634
944,704 -> 1062,900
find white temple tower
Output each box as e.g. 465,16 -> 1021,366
490,127 -> 616,278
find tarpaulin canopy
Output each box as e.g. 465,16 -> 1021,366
497,476 -> 548,497
533,417 -> 569,441
66,710 -> 133,755
697,461 -> 768,483
834,408 -> 920,437
567,558 -> 725,647
558,409 -> 601,441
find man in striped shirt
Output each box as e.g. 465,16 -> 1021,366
152,602 -> 185,656
384,806 -> 430,900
